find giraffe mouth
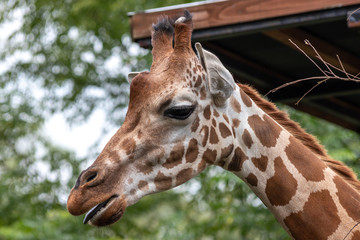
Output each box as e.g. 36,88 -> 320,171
83,195 -> 125,226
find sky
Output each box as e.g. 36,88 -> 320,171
43,110 -> 117,159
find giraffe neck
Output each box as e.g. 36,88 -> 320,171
219,85 -> 360,240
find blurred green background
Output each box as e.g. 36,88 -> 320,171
1,0 -> 359,239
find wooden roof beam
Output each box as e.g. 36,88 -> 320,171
129,0 -> 360,41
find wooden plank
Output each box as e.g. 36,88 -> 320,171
263,28 -> 360,75
130,0 -> 360,40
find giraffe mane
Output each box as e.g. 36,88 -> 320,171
238,83 -> 360,192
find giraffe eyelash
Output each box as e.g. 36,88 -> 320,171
164,105 -> 196,120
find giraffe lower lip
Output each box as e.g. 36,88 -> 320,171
83,195 -> 118,225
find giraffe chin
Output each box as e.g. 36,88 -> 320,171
83,195 -> 126,227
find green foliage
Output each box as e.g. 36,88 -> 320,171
0,0 -> 359,239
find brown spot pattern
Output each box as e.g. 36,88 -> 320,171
240,89 -> 252,107
213,109 -> 220,117
232,126 -> 236,138
197,159 -> 207,172
186,69 -> 191,77
232,118 -> 240,128
251,155 -> 268,172
122,138 -> 137,156
246,173 -> 258,187
191,116 -> 200,132
203,148 -> 217,164
242,129 -> 253,149
162,142 -> 185,169
223,114 -> 230,123
227,147 -> 247,172
200,86 -> 206,100
109,150 -> 120,162
136,159 -> 154,174
154,172 -> 172,191
285,136 -> 326,182
176,168 -> 193,186
265,157 -> 297,206
200,125 -> 209,147
218,160 -> 226,167
123,115 -> 141,134
334,175 -> 360,222
203,105 -> 211,120
210,127 -> 219,144
185,138 -> 199,163
230,96 -> 241,113
350,231 -> 360,240
128,178 -> 133,184
284,190 -> 341,240
212,118 -> 217,127
138,180 -> 149,191
248,115 -> 282,148
219,122 -> 232,138
220,144 -> 234,160
194,76 -> 202,88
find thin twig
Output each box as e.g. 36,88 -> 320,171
337,54 -> 352,81
265,76 -> 329,96
295,78 -> 328,105
347,8 -> 360,21
326,59 -> 360,81
289,39 -> 328,77
266,39 -> 360,103
305,39 -> 336,78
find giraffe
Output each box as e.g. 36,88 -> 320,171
67,11 -> 360,239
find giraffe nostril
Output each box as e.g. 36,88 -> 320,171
74,168 -> 104,189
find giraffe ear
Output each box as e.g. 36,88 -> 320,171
195,42 -> 235,107
127,72 -> 140,84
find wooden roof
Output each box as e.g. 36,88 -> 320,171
129,0 -> 360,133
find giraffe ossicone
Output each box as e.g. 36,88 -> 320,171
67,11 -> 360,239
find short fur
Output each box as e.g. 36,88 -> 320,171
238,83 -> 360,192
174,10 -> 193,51
151,16 -> 174,69
152,16 -> 174,35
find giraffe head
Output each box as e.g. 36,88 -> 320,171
67,11 -> 236,226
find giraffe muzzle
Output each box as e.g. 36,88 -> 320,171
83,194 -> 126,226
83,194 -> 117,224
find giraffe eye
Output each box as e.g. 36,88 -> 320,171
164,105 -> 195,120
